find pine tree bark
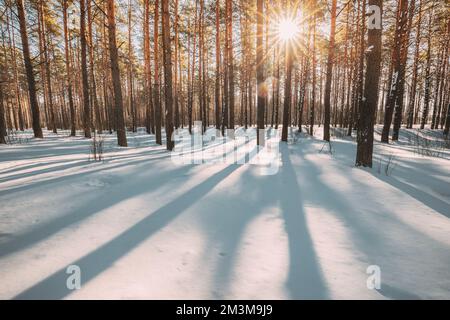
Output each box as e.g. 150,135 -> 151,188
161,0 -> 174,150
63,0 -> 76,136
154,0 -> 162,144
444,102 -> 450,135
309,14 -> 317,136
438,21 -> 449,129
16,0 -> 43,138
106,0 -> 127,146
392,0 -> 411,140
406,0 -> 422,129
431,45 -> 445,129
381,0 -> 408,142
215,0 -> 221,131
199,0 -> 207,133
143,0 -> 153,134
0,81 -> 6,143
39,2 -> 57,134
127,0 -> 136,133
226,0 -> 234,131
256,0 -> 265,145
174,0 -> 180,129
355,0 -> 366,133
88,0 -> 103,134
420,8 -> 434,130
6,7 -> 25,131
323,0 -> 337,142
282,40 -> 293,142
80,0 -> 91,138
356,0 -> 382,167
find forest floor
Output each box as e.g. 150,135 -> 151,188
0,125 -> 449,299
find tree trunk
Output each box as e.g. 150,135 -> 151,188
356,0 -> 382,167
106,0 -> 127,146
406,0 -> 422,129
80,0 -> 91,138
63,0 -> 76,136
392,0 -> 411,140
7,6 -> 25,131
127,0 -> 136,133
431,45 -> 445,129
0,81 -> 6,143
88,0 -> 103,134
323,0 -> 337,142
256,0 -> 265,145
309,14 -> 317,136
226,0 -> 234,132
215,0 -> 221,131
161,0 -> 174,150
143,0 -> 153,134
174,0 -> 180,129
282,40 -> 293,142
154,0 -> 162,144
381,0 -> 408,142
16,0 -> 43,138
420,7 -> 434,130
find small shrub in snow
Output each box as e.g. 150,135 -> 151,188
89,133 -> 105,162
375,154 -> 397,176
384,154 -> 397,176
5,130 -> 30,145
319,140 -> 334,155
412,131 -> 444,158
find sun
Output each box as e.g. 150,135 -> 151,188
277,18 -> 300,42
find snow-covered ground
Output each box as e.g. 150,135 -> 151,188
0,125 -> 449,300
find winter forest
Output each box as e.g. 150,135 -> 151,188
0,0 -> 449,300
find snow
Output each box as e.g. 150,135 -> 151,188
0,126 -> 449,300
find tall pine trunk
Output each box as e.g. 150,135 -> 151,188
143,0 -> 153,134
63,0 -> 76,136
309,14 -> 317,136
161,0 -> 174,150
88,0 -> 103,134
256,0 -> 265,145
406,0 -> 422,129
381,0 -> 408,142
356,0 -> 382,167
16,0 -> 43,138
154,0 -> 162,144
226,0 -> 234,132
80,0 -> 91,138
420,7 -> 434,130
106,0 -> 127,146
215,0 -> 221,131
0,81 -> 6,143
323,0 -> 337,142
392,0 -> 411,140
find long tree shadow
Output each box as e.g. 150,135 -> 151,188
0,150 -> 173,197
202,166 -> 277,298
0,138 -> 251,259
369,170 -> 450,219
279,145 -> 329,299
330,139 -> 450,219
296,150 -> 450,299
0,163 -> 191,259
0,158 -> 83,176
14,164 -> 240,299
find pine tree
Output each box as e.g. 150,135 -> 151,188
323,0 -> 337,142
356,0 -> 383,167
106,0 -> 127,146
256,0 -> 266,145
16,0 -> 43,138
161,0 -> 174,150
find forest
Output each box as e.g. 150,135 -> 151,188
0,0 -> 449,300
